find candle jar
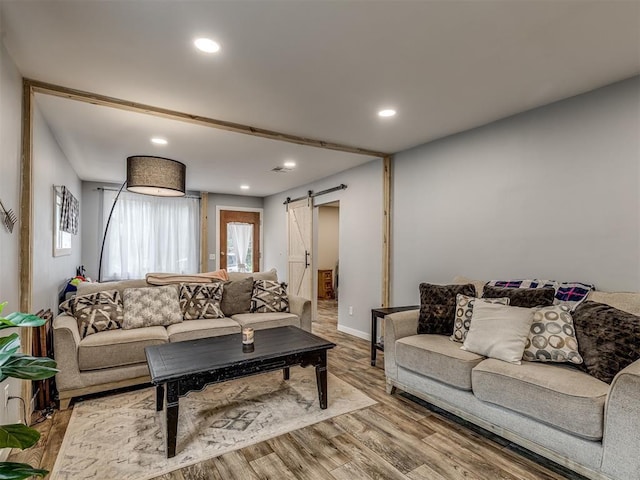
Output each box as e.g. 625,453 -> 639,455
242,327 -> 254,345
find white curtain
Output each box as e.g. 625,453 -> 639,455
229,223 -> 252,272
102,190 -> 200,280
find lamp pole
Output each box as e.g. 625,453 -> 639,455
97,180 -> 127,282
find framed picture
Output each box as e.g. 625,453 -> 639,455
53,186 -> 72,257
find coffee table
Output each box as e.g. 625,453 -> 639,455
145,326 -> 336,458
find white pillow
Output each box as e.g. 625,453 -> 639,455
461,301 -> 534,364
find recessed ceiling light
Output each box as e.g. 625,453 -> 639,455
378,109 -> 397,118
283,160 -> 296,168
150,137 -> 168,145
240,185 -> 250,190
194,38 -> 221,53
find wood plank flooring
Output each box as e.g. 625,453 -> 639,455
12,299 -> 585,479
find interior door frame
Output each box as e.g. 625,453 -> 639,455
215,206 -> 264,272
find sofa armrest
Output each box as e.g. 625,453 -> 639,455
383,310 -> 419,382
289,295 -> 312,332
601,359 -> 640,479
53,314 -> 84,391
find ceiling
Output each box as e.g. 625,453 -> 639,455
2,1 -> 639,196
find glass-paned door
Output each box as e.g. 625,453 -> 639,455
220,210 -> 261,272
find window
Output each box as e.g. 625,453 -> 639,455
102,190 -> 200,280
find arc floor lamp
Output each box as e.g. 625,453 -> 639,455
98,155 -> 186,282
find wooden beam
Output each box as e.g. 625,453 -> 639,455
24,79 -> 391,159
200,192 -> 209,272
382,156 -> 392,308
19,78 -> 34,421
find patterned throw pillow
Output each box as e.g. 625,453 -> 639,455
122,285 -> 183,329
522,305 -> 583,364
418,283 -> 476,335
451,295 -> 510,343
60,290 -> 124,338
573,301 -> 640,384
487,279 -> 594,311
179,283 -> 225,320
250,280 -> 289,313
482,285 -> 555,308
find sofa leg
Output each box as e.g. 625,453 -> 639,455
59,397 -> 72,410
386,381 -> 397,395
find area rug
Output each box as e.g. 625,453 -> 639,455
50,367 -> 375,480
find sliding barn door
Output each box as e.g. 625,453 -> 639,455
287,198 -> 313,300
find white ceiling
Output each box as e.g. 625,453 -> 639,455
2,1 -> 639,196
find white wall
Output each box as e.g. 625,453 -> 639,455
0,39 -> 28,454
392,76 -> 640,305
264,159 -> 383,339
32,107 -> 82,312
317,206 -> 339,271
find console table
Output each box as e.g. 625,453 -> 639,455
370,305 -> 419,366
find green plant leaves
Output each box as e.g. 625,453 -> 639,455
0,312 -> 46,331
0,424 -> 40,449
0,335 -> 20,367
0,355 -> 57,383
0,461 -> 48,479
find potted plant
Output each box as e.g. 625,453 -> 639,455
0,301 -> 58,479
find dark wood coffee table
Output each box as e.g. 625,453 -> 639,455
145,326 -> 336,458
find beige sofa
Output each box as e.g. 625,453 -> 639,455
384,279 -> 640,480
53,271 -> 311,409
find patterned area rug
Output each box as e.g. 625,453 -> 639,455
50,367 -> 375,480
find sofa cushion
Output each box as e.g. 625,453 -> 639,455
472,358 -> 609,440
462,302 -> 533,364
451,294 -> 510,343
586,290 -> 640,316
231,312 -> 299,330
250,280 -> 289,313
78,326 -> 168,370
179,283 -> 225,320
219,276 -> 254,316
396,334 -> 485,390
418,283 -> 476,335
76,279 -> 148,297
122,285 -> 183,329
167,318 -> 241,342
483,285 -> 555,308
228,268 -> 278,282
573,301 -> 640,384
523,305 -> 583,364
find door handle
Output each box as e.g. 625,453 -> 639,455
305,250 -> 310,268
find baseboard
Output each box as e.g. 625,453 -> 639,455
337,324 -> 370,341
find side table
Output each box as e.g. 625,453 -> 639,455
371,305 -> 419,366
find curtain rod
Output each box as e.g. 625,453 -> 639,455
283,184 -> 347,205
97,186 -> 201,200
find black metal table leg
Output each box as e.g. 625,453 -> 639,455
315,351 -> 328,409
283,367 -> 290,380
371,310 -> 378,366
166,381 -> 179,458
156,384 -> 164,411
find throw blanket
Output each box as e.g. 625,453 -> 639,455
146,270 -> 229,286
487,279 -> 595,311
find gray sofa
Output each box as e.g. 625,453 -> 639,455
384,278 -> 640,480
54,270 -> 311,409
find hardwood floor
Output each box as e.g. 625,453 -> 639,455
13,300 -> 583,479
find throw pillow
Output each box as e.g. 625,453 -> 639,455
122,285 -> 183,329
486,279 -> 594,310
451,295 -> 510,343
219,276 -> 254,316
60,290 -> 123,338
251,280 -> 290,313
418,283 -> 476,335
522,305 -> 583,364
573,301 -> 640,384
179,283 -> 225,320
482,285 -> 555,308
462,302 -> 534,364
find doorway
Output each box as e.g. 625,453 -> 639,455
316,202 -> 339,328
218,209 -> 262,272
